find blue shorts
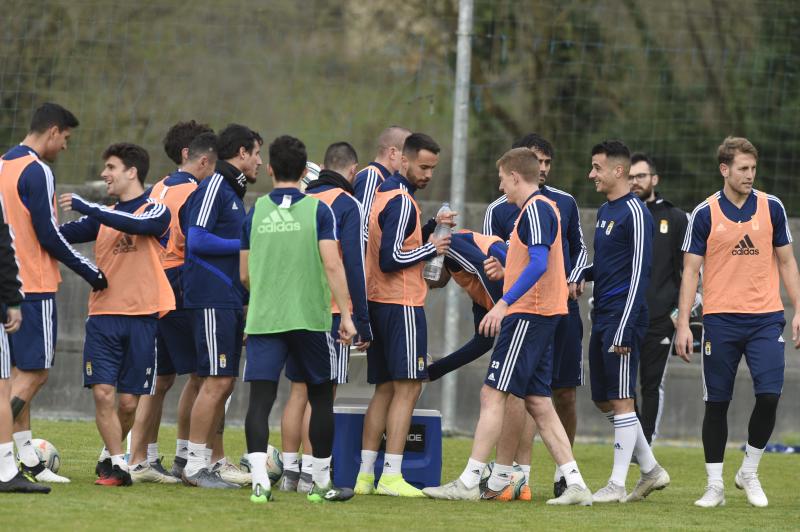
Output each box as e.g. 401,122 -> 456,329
244,329 -> 336,385
83,315 -> 158,395
10,297 -> 56,370
0,324 -> 10,379
367,302 -> 427,384
331,314 -> 351,384
156,309 -> 196,376
192,308 -> 243,377
588,315 -> 645,402
701,313 -> 785,402
484,313 -> 559,398
551,299 -> 584,388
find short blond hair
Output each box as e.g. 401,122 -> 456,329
718,136 -> 758,166
496,148 -> 539,182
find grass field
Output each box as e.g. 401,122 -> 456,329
3,420 -> 798,531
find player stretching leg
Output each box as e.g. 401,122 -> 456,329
130,124 -> 217,483
280,142 -> 372,493
583,140 -> 669,503
60,143 -> 174,486
424,148 -> 591,505
0,103 -> 107,484
676,137 -> 800,508
181,125 -> 261,488
242,135 -> 356,503
356,134 -> 453,498
0,196 -> 49,493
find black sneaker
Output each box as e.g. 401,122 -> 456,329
171,456 -> 187,479
95,458 -> 112,479
20,461 -> 45,478
553,477 -> 567,498
151,457 -> 176,478
0,471 -> 51,493
95,465 -> 132,487
307,481 -> 354,502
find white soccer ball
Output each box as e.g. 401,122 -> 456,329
239,445 -> 283,484
31,439 -> 61,473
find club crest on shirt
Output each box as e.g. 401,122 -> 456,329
219,354 -> 227,369
605,221 -> 615,235
660,219 -> 669,234
704,341 -> 711,356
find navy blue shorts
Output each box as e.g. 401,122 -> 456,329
367,302 -> 427,384
83,315 -> 158,395
244,329 -> 336,385
701,313 -> 786,402
10,297 -> 56,370
192,308 -> 243,377
588,316 -> 646,402
331,314 -> 351,384
156,309 -> 196,376
484,313 -> 559,398
551,298 -> 584,388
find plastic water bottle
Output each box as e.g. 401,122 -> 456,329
423,202 -> 452,281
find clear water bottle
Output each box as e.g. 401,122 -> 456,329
423,202 -> 452,281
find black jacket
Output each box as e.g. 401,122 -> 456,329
644,193 -> 688,321
0,200 -> 23,307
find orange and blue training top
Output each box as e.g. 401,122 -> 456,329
59,192 -> 174,316
444,230 -> 506,311
0,145 -> 99,297
353,161 -> 392,244
683,189 -> 790,317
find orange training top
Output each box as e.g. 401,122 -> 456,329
703,191 -> 782,315
366,188 -> 427,306
503,195 -> 568,316
0,153 -> 61,293
149,176 -> 197,269
308,186 -> 351,315
449,230 -> 503,310
89,202 -> 176,316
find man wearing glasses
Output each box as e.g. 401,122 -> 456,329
628,153 -> 689,444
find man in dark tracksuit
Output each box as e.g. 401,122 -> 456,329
629,153 -> 688,443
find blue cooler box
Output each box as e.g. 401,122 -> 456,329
332,405 -> 442,489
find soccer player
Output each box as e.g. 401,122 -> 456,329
0,196 -> 49,494
582,140 -> 669,503
423,148 -> 591,505
676,137 -> 800,508
425,230 -> 506,381
0,102 -> 106,484
181,124 -> 261,488
355,133 -> 453,497
59,143 -> 174,486
129,125 -> 218,483
279,142 -> 372,493
353,126 -> 411,243
628,153 -> 690,444
241,135 -> 357,503
482,133 -> 588,498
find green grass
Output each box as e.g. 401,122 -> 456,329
3,420 -> 799,531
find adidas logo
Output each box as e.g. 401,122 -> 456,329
731,234 -> 759,255
23,441 -> 31,446
384,461 -> 391,467
112,234 -> 137,255
570,469 -> 578,474
232,203 -> 239,210
471,469 -> 481,475
258,209 -> 301,233
614,443 -> 623,450
488,373 -> 496,382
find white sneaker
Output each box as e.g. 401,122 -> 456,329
214,461 -> 251,486
130,462 -> 178,484
735,470 -> 768,507
694,484 -> 725,507
34,467 -> 71,484
422,478 -> 480,500
592,481 -> 626,503
546,484 -> 593,506
624,464 -> 670,502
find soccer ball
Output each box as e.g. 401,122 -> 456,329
239,445 -> 283,484
30,439 -> 61,473
480,461 -> 526,498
